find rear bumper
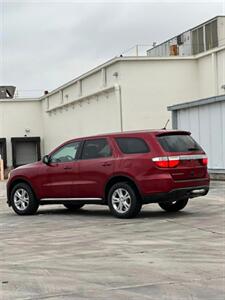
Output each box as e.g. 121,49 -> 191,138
143,185 -> 209,204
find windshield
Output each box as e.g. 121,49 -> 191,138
157,134 -> 202,152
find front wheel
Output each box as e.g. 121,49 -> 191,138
108,182 -> 142,218
158,198 -> 189,212
11,183 -> 39,215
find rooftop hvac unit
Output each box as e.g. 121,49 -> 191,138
177,34 -> 184,45
0,86 -> 16,99
169,45 -> 179,56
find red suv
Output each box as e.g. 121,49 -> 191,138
7,130 -> 210,218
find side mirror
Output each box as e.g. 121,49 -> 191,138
42,155 -> 50,165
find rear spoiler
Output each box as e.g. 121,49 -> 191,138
156,131 -> 191,137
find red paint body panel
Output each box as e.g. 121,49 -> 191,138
7,130 -> 210,203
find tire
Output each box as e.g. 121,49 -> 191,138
158,198 -> 189,212
108,182 -> 142,218
63,203 -> 84,211
11,183 -> 39,215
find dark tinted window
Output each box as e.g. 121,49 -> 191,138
82,139 -> 111,159
116,137 -> 149,154
157,134 -> 202,152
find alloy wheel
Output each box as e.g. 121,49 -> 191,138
111,188 -> 131,214
13,188 -> 29,211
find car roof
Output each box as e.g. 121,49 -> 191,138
66,129 -> 190,143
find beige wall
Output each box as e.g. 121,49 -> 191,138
217,48 -> 225,95
119,59 -> 199,130
197,48 -> 225,98
218,16 -> 225,47
41,62 -> 122,153
42,90 -> 121,153
1,46 -> 224,166
41,48 -> 225,153
0,100 -> 43,167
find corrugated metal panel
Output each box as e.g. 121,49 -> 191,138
222,101 -> 225,168
177,102 -> 225,171
210,103 -> 224,169
205,19 -> 218,50
198,105 -> 211,159
192,26 -> 204,55
188,107 -> 200,141
177,109 -> 190,132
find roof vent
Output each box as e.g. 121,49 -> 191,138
0,86 -> 16,99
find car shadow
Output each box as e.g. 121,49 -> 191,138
37,205 -> 194,219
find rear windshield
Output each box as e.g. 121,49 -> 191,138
116,137 -> 150,154
157,134 -> 202,152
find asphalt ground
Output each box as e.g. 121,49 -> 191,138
0,180 -> 225,300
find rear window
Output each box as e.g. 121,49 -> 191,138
157,134 -> 202,152
116,137 -> 150,154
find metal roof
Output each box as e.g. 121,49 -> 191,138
147,15 -> 225,53
168,94 -> 225,111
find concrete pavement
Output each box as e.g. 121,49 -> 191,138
0,181 -> 225,299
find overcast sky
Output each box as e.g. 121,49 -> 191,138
0,0 -> 224,97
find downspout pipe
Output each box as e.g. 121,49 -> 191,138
114,83 -> 123,132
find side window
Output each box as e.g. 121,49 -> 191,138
81,139 -> 111,160
50,142 -> 81,163
116,137 -> 150,154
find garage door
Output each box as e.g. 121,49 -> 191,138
0,138 -> 7,168
15,142 -> 38,165
11,137 -> 41,167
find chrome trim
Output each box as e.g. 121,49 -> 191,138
191,189 -> 206,194
40,197 -> 103,201
153,154 -> 206,161
179,154 -> 207,160
152,156 -> 168,161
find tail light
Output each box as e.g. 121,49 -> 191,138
152,155 -> 208,168
200,157 -> 208,166
152,156 -> 180,168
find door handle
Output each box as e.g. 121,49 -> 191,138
102,162 -> 112,167
64,166 -> 72,170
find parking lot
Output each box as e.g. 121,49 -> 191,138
0,180 -> 225,300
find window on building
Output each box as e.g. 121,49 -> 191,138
116,137 -> 150,154
81,139 -> 111,159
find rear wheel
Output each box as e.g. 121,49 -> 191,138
158,198 -> 188,212
64,203 -> 84,211
11,183 -> 39,215
108,182 -> 142,218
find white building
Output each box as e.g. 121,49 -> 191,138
0,17 -> 224,176
147,16 -> 225,57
